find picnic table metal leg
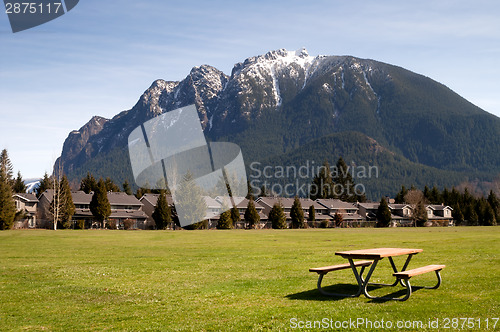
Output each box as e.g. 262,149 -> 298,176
316,263 -> 368,297
362,262 -> 411,301
366,254 -> 415,287
412,270 -> 443,290
361,255 -> 433,301
398,254 -> 414,287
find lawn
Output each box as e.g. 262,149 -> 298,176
0,227 -> 499,331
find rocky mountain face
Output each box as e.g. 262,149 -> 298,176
56,48 -> 500,198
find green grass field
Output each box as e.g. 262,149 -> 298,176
0,227 -> 499,331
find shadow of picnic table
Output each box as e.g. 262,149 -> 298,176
286,284 -> 425,303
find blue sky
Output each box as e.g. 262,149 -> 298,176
1,0 -> 499,178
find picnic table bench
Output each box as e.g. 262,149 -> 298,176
310,248 -> 445,301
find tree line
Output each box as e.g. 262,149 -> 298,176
1,147 -> 498,230
394,185 -> 498,226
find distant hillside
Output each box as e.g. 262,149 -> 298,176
254,131 -> 488,199
56,49 -> 500,199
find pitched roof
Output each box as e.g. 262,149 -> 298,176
40,189 -> 54,201
427,204 -> 453,211
110,210 -> 148,220
139,193 -> 174,206
203,196 -> 221,208
71,191 -> 92,204
107,192 -> 143,206
357,202 -> 379,209
13,193 -> 38,202
256,197 -> 323,209
388,204 -> 411,210
316,199 -> 357,210
215,196 -> 260,209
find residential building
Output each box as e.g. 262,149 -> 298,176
215,196 -> 268,228
107,192 -> 148,229
256,197 -> 330,227
12,193 -> 38,228
139,193 -> 175,229
316,199 -> 365,226
426,205 -> 454,226
37,190 -> 148,229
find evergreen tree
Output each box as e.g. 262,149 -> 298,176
152,191 -> 172,230
332,157 -> 357,202
452,204 -> 464,225
487,190 -> 500,222
0,149 -> 14,187
429,186 -> 441,204
90,179 -> 111,228
376,197 -> 392,227
308,205 -> 316,221
308,205 -> 316,224
482,205 -> 497,226
244,198 -> 260,229
79,172 -> 97,194
467,205 -> 479,226
122,180 -> 133,195
423,185 -> 431,202
245,180 -> 254,200
217,210 -> 233,229
135,187 -> 151,199
0,161 -> 15,229
414,200 -> 428,227
442,187 -> 451,206
450,187 -> 461,207
104,177 -> 120,192
394,185 -> 408,204
36,172 -> 53,197
58,175 -> 75,229
463,188 -> 474,207
290,196 -> 305,229
230,206 -> 240,225
269,202 -> 286,229
13,171 -> 27,193
258,184 -> 269,197
310,160 -> 333,200
217,201 -> 233,229
356,192 -> 367,203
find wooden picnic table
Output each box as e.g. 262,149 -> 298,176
310,248 -> 445,301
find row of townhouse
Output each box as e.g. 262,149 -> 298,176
11,190 -> 454,229
139,195 -> 453,228
358,202 -> 454,227
13,190 -> 149,229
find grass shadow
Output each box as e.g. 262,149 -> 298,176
286,283 -> 361,302
365,285 -> 425,303
287,284 -> 427,303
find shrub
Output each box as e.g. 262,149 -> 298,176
74,220 -> 85,229
106,220 -> 117,230
123,219 -> 135,230
183,220 -> 207,230
319,220 -> 329,228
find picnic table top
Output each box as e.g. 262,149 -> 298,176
335,248 -> 423,259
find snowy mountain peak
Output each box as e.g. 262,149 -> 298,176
246,48 -> 314,66
295,47 -> 309,58
228,48 -> 322,109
